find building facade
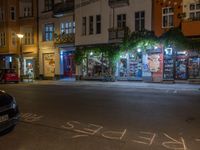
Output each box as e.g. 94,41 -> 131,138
0,0 -> 39,79
75,0 -> 153,80
38,0 -> 75,79
152,0 -> 200,81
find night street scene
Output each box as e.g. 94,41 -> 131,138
0,0 -> 200,150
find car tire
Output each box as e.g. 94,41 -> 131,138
0,125 -> 16,136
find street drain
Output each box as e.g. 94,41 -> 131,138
185,117 -> 196,123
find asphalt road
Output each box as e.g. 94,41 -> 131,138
0,82 -> 200,150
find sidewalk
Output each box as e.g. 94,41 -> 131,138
25,79 -> 200,92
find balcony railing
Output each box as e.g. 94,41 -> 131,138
108,27 -> 129,43
108,0 -> 129,8
53,0 -> 74,17
182,19 -> 200,37
54,33 -> 75,44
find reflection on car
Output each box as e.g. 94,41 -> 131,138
0,90 -> 19,134
0,69 -> 19,83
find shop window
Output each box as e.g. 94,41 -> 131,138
135,11 -> 145,31
0,32 -> 6,47
82,52 -> 109,77
82,17 -> 87,36
10,6 -> 16,21
117,14 -> 126,28
89,16 -> 94,35
44,24 -> 54,41
162,7 -> 174,28
189,3 -> 200,20
188,57 -> 200,79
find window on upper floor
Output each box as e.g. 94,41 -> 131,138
0,32 -> 6,47
11,33 -> 17,47
60,21 -> 75,34
96,15 -> 101,34
0,8 -> 4,22
44,0 -> 53,11
10,6 -> 16,21
135,11 -> 145,31
89,16 -> 94,35
44,24 -> 54,41
24,7 -> 32,17
162,7 -> 174,28
82,17 -> 87,36
189,3 -> 200,20
117,14 -> 126,28
24,32 -> 34,45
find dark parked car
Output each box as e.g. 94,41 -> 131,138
0,90 -> 19,134
0,69 -> 19,83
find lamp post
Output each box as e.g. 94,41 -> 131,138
17,34 -> 24,82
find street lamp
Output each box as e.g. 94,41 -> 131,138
17,33 -> 24,82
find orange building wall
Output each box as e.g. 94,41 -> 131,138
152,0 -> 183,37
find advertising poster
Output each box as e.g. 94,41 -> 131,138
44,53 -> 55,77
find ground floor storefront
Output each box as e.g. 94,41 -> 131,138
39,43 -> 75,80
77,46 -> 200,83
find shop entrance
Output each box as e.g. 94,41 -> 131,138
63,52 -> 75,77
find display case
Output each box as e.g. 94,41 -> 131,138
163,48 -> 174,80
188,57 -> 200,79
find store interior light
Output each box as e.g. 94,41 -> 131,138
90,52 -> 93,56
9,57 -> 12,63
137,48 -> 141,52
154,46 -> 158,49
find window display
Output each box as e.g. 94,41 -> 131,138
163,48 -> 174,80
129,52 -> 142,80
188,57 -> 200,79
119,57 -> 128,78
175,52 -> 188,80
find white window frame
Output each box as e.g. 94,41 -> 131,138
162,7 -> 174,28
189,3 -> 200,20
11,32 -> 17,47
60,21 -> 75,34
135,11 -> 145,31
23,7 -> 32,17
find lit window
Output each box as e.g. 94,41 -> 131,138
44,24 -> 54,41
162,7 -> 174,28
